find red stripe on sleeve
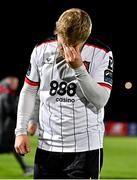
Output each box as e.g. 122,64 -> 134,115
25,77 -> 40,86
98,83 -> 112,90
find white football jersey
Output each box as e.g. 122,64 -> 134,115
25,36 -> 113,152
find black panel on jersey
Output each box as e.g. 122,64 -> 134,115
44,35 -> 57,42
36,35 -> 111,53
85,36 -> 111,52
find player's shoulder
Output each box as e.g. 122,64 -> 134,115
85,36 -> 111,53
34,35 -> 57,57
31,35 -> 57,65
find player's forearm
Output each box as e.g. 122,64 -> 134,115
15,82 -> 38,136
74,65 -> 110,109
29,94 -> 40,123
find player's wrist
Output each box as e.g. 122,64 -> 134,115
74,64 -> 87,73
15,128 -> 28,136
70,61 -> 83,69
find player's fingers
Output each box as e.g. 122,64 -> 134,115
71,46 -> 82,60
15,145 -> 25,155
15,146 -> 20,154
69,47 -> 77,59
64,50 -> 70,62
25,144 -> 31,153
18,144 -> 28,154
66,47 -> 74,60
63,45 -> 73,61
62,44 -> 68,59
75,44 -> 81,55
16,142 -> 29,154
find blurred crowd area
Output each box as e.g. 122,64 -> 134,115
105,121 -> 137,136
0,76 -> 35,176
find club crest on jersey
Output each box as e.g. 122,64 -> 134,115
83,61 -> 90,72
26,63 -> 31,76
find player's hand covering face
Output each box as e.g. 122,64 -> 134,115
62,44 -> 83,69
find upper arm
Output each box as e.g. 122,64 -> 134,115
25,46 -> 40,87
91,50 -> 114,93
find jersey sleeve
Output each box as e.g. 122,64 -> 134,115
91,50 -> 113,91
25,46 -> 40,86
29,93 -> 40,123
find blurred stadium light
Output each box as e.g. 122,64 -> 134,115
125,81 -> 132,89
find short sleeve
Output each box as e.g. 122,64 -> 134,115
25,46 -> 40,86
91,50 -> 113,90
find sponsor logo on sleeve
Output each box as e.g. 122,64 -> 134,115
108,56 -> 113,70
104,69 -> 113,85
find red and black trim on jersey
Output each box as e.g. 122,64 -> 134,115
85,36 -> 111,53
25,77 -> 40,86
85,37 -> 113,90
98,82 -> 112,90
36,35 -> 111,72
36,35 -> 111,53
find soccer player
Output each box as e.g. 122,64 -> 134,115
0,76 -> 33,176
14,8 -> 113,179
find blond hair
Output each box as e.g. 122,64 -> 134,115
55,8 -> 92,46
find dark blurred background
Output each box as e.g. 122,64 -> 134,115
0,0 -> 136,123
